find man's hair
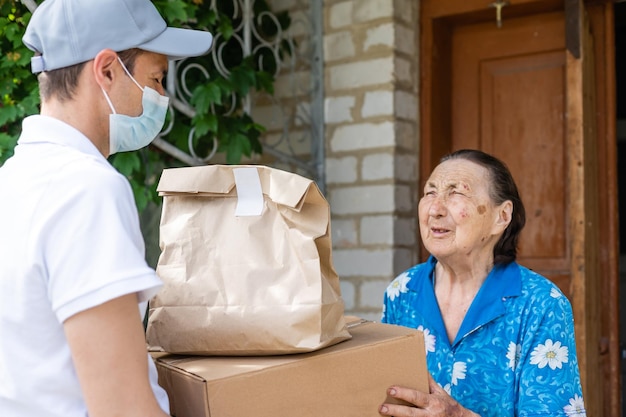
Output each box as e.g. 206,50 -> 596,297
38,48 -> 144,102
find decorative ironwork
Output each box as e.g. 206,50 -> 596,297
153,0 -> 326,191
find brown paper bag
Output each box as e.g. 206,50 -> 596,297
146,165 -> 351,355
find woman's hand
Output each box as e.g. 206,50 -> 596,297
379,374 -> 480,417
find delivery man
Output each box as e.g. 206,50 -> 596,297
0,1 -> 212,416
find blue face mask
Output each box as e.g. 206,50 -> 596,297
101,57 -> 169,155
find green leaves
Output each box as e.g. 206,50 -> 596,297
110,152 -> 151,211
256,71 -> 274,95
173,1 -> 290,173
218,114 -> 265,164
1,0 -> 291,212
112,152 -> 141,177
0,0 -> 39,165
153,0 -> 193,25
191,82 -> 222,113
229,62 -> 257,97
217,17 -> 234,40
0,132 -> 18,161
192,113 -> 218,138
109,149 -> 163,213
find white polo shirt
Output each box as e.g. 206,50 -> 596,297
0,115 -> 169,416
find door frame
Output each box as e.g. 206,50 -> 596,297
419,1 -> 619,415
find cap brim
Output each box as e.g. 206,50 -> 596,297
138,27 -> 213,60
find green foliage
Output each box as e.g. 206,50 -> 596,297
149,0 -> 290,168
0,0 -> 40,164
0,0 -> 291,211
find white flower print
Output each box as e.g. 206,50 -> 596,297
386,272 -> 410,301
550,287 -> 562,298
443,383 -> 452,395
417,326 -> 436,354
530,339 -> 569,370
451,361 -> 467,385
563,394 -> 585,416
506,341 -> 521,370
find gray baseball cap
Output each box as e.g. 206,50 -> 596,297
23,0 -> 214,73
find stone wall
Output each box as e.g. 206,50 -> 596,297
322,0 -> 420,321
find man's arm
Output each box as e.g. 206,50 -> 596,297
64,293 -> 169,417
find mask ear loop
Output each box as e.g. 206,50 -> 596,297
117,56 -> 144,91
100,87 -> 117,114
101,56 -> 144,115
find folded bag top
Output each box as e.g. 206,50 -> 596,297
156,164 -> 326,209
147,165 -> 350,355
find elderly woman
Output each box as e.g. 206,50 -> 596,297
378,149 -> 585,417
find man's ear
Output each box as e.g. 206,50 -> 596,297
92,49 -> 119,91
494,200 -> 513,233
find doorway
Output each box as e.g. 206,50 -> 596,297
420,1 -> 619,415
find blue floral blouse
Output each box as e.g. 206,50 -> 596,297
381,256 -> 586,417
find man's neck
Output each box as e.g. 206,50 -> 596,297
40,96 -> 109,157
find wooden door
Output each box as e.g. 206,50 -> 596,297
420,1 -> 618,416
452,12 -> 571,292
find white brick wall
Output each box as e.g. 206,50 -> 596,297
324,96 -> 355,124
362,153 -> 394,180
364,23 -> 394,50
353,0 -> 394,22
326,156 -> 358,183
333,248 -> 395,276
200,0 -> 410,320
361,90 -> 394,117
395,90 -> 418,121
395,154 -> 417,181
394,56 -> 413,84
331,218 -> 358,247
324,31 -> 356,61
394,0 -> 415,24
329,58 -> 395,90
329,2 -> 353,29
394,217 -> 417,246
361,215 -> 394,245
330,122 -> 395,151
339,279 -> 356,310
322,0 -> 420,320
361,279 -> 391,308
329,185 -> 397,214
395,24 -> 416,55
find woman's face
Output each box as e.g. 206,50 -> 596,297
418,159 -> 508,263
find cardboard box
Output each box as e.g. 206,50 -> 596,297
153,320 -> 428,417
